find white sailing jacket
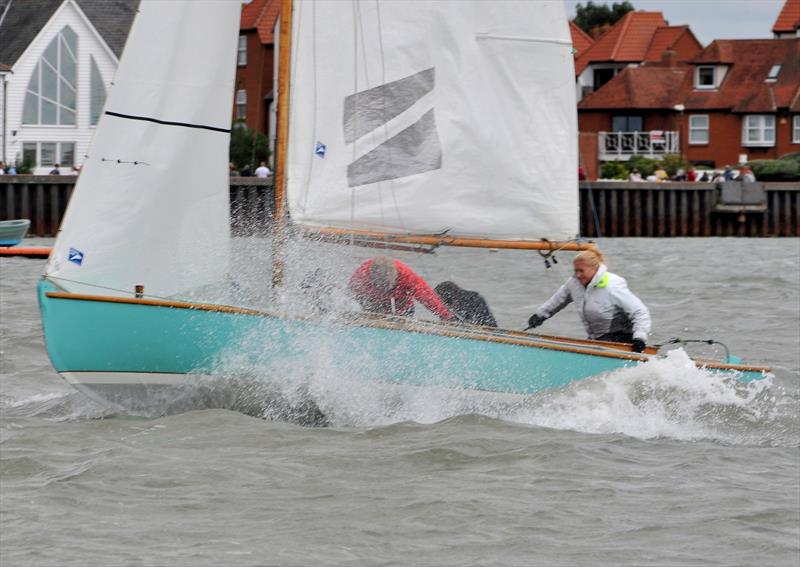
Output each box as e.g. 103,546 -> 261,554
535,264 -> 651,341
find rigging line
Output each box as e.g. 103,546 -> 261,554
349,0 -> 361,242
104,111 -> 230,133
299,0 -> 317,214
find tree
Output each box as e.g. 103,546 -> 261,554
574,1 -> 635,38
229,121 -> 270,175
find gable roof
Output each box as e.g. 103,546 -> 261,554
772,0 -> 800,34
685,39 -> 800,113
578,66 -> 690,109
0,0 -> 138,67
643,25 -> 701,62
574,11 -> 668,75
569,21 -> 594,58
578,38 -> 800,113
240,0 -> 280,44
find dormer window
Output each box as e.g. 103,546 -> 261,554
766,64 -> 781,82
695,66 -> 716,89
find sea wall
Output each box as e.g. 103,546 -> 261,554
1,176 -> 798,238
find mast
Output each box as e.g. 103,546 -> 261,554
271,0 -> 293,291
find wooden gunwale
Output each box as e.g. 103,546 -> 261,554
301,227 -> 597,251
44,291 -> 770,373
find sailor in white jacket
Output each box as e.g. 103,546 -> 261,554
527,249 -> 651,352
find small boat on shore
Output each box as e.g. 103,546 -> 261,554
0,219 -> 30,247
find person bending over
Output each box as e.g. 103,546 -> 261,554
526,249 -> 650,352
434,281 -> 497,327
349,256 -> 454,321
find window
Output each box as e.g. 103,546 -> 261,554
21,141 -> 75,168
237,35 -> 247,66
611,115 -> 643,132
793,115 -> 800,143
695,66 -> 715,89
90,56 -> 107,125
689,115 -> 709,144
766,64 -> 781,82
742,115 -> 775,147
236,89 -> 247,120
23,26 -> 77,125
593,68 -> 616,90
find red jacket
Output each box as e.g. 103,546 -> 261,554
349,259 -> 454,320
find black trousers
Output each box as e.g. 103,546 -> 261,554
596,332 -> 634,344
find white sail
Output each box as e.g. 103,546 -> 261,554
46,0 -> 240,297
285,0 -> 578,241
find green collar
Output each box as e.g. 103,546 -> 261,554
595,272 -> 610,288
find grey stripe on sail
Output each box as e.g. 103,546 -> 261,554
343,67 -> 435,143
347,109 -> 442,187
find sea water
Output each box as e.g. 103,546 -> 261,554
1,237 -> 798,566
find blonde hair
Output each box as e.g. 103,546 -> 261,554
574,249 -> 607,268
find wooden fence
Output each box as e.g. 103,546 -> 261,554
1,176 -> 798,238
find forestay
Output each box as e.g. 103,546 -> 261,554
46,0 -> 240,297
286,0 -> 578,241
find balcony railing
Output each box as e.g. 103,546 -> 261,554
599,131 -> 679,160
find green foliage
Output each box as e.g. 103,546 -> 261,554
14,158 -> 34,174
659,154 -> 692,177
229,121 -> 270,174
626,155 -> 659,177
600,161 -> 629,180
747,159 -> 800,181
777,151 -> 800,164
574,1 -> 634,37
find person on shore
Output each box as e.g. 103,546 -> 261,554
349,256 -> 454,321
434,281 -> 497,327
254,161 -> 271,178
526,249 -> 651,352
628,167 -> 642,182
49,164 -> 61,175
740,167 -> 756,182
229,162 -> 240,176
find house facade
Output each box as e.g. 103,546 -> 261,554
233,0 -> 280,143
578,37 -> 800,177
0,0 -> 138,174
573,11 -> 702,102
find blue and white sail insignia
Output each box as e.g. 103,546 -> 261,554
68,248 -> 84,266
315,142 -> 326,158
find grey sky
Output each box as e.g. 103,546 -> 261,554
563,0 -> 787,46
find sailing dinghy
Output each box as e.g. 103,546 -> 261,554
38,0 -> 768,415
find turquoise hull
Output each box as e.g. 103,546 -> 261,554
37,280 -> 767,414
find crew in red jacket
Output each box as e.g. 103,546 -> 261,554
349,256 -> 454,321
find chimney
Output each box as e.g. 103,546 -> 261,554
661,49 -> 678,67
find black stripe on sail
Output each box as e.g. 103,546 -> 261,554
105,111 -> 230,133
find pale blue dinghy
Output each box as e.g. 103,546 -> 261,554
38,280 -> 768,415
0,219 -> 30,246
36,0 -> 769,416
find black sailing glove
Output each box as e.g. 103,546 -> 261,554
527,314 -> 545,330
632,338 -> 646,353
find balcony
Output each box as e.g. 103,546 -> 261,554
599,131 -> 679,161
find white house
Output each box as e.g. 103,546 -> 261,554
0,0 -> 138,174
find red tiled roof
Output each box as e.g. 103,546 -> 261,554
772,0 -> 800,33
241,0 -> 267,29
569,21 -> 594,58
574,11 -> 668,75
685,39 -> 800,113
240,0 -> 280,44
578,66 -> 690,109
643,26 -> 694,62
578,38 -> 800,114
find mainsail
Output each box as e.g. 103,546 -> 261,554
285,0 -> 578,241
46,0 -> 240,297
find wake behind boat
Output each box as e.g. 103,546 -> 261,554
37,0 -> 769,416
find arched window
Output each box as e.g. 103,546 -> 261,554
23,26 -> 78,125
90,56 -> 106,125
